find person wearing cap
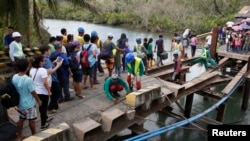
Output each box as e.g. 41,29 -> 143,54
134,37 -> 147,73
75,27 -> 85,46
70,40 -> 85,99
172,50 -> 182,84
125,52 -> 145,91
3,26 -> 14,56
182,29 -> 191,58
56,35 -> 67,54
91,31 -> 104,76
104,73 -> 130,103
102,33 -> 116,77
191,45 -> 216,71
9,31 -> 25,63
50,41 -> 74,102
171,36 -> 184,59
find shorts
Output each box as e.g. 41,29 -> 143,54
147,54 -> 153,60
105,58 -> 114,69
18,106 -> 37,120
72,69 -> 83,82
82,66 -> 95,78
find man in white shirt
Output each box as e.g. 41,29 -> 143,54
205,32 -> 212,48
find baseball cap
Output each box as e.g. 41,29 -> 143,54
12,32 -> 21,38
91,31 -> 98,37
72,40 -> 80,47
108,33 -> 113,38
54,41 -> 62,49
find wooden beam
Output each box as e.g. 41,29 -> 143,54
222,63 -> 248,94
218,51 -> 249,61
147,57 -> 198,75
210,27 -> 219,59
197,89 -> 224,100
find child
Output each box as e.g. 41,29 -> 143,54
12,59 -> 42,140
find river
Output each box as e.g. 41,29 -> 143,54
43,19 -> 250,141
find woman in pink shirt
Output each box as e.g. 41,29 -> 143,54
190,34 -> 198,57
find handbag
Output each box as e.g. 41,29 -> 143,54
160,52 -> 168,60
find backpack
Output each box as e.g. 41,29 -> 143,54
0,75 -> 19,109
68,50 -> 80,71
100,42 -> 112,60
80,44 -> 92,68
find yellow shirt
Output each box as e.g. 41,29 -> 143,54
62,35 -> 67,45
75,35 -> 85,46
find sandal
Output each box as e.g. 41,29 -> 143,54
41,123 -> 50,129
46,117 -> 53,122
83,86 -> 89,89
77,95 -> 85,99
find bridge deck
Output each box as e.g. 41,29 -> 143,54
4,45 -> 250,141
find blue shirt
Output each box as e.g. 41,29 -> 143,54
155,38 -> 164,53
43,56 -> 59,82
12,74 -> 36,110
3,34 -> 14,48
50,51 -> 70,77
118,38 -> 128,49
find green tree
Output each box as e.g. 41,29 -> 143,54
0,0 -> 95,47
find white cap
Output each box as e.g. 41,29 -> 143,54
12,32 -> 21,38
111,73 -> 118,80
108,33 -> 113,37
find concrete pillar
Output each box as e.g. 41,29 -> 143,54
184,93 -> 194,118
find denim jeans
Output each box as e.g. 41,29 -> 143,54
60,76 -> 70,99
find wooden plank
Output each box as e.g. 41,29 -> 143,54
222,63 -> 248,94
183,71 -> 218,89
207,57 -> 229,73
149,66 -> 190,79
202,76 -> 232,88
147,57 -> 198,75
197,89 -> 224,100
218,51 -> 249,61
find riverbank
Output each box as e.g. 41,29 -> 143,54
41,0 -> 243,35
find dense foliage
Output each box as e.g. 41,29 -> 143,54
43,0 -> 249,34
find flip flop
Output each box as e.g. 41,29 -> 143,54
41,123 -> 50,129
77,95 -> 85,99
46,117 -> 53,122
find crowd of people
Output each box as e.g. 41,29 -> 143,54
3,19 -> 249,140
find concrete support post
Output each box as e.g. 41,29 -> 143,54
210,27 -> 219,59
216,103 -> 226,122
184,93 -> 194,118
